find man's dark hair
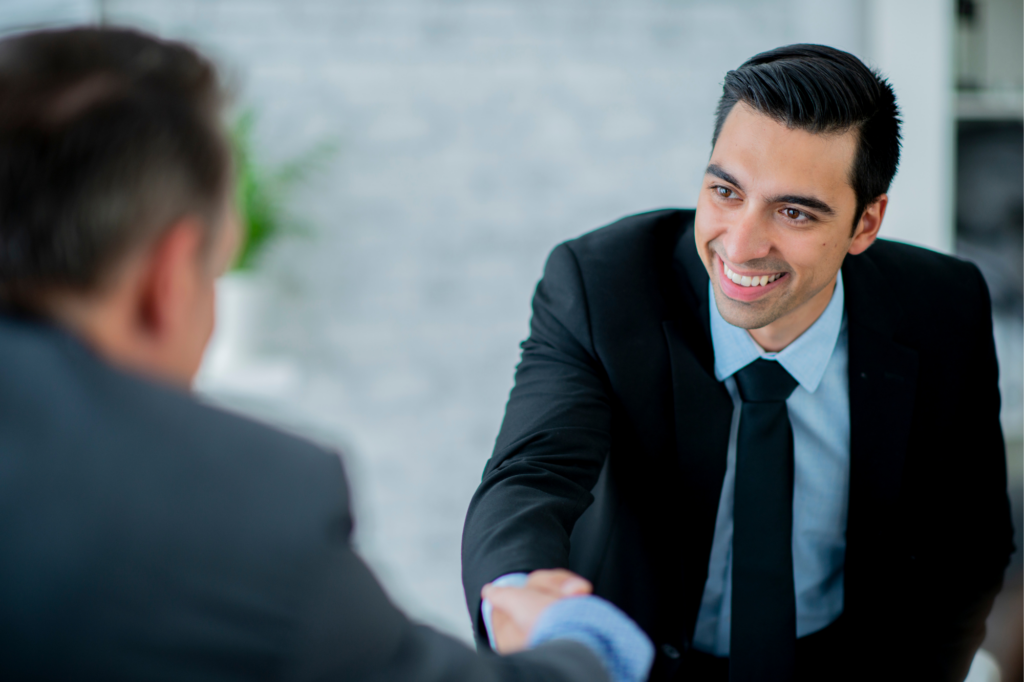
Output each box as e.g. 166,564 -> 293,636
712,44 -> 901,232
0,26 -> 230,308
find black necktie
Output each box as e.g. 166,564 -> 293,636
731,358 -> 799,682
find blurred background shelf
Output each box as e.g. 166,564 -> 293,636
957,90 -> 1024,121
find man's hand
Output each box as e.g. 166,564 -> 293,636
483,569 -> 593,654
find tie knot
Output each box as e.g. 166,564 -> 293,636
734,358 -> 798,403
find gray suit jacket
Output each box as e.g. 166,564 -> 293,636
0,312 -> 608,682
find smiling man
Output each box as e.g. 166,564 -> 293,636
462,44 -> 1014,682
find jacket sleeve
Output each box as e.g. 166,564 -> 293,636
285,454 -> 611,682
909,262 -> 1015,682
461,242 -> 614,644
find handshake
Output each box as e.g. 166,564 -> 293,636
481,568 -> 654,682
482,568 -> 594,653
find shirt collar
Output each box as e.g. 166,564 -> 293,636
709,270 -> 845,394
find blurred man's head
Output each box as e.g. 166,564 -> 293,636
0,27 -> 238,386
694,44 -> 901,350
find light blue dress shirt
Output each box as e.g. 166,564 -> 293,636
692,272 -> 850,656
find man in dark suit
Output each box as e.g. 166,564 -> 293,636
0,27 -> 654,681
462,45 -> 1015,681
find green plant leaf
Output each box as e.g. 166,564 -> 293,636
229,108 -> 338,271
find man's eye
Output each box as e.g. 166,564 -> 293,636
715,186 -> 734,198
783,208 -> 806,221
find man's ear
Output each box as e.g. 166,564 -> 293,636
136,218 -> 205,339
848,194 -> 887,256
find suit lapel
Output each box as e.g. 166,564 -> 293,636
665,225 -> 734,641
672,224 -> 716,374
842,249 -> 919,611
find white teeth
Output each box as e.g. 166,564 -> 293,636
723,264 -> 781,287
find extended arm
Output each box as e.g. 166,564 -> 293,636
286,454 -> 651,682
462,242 -> 614,643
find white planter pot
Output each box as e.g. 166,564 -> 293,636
196,272 -> 265,384
195,273 -> 301,398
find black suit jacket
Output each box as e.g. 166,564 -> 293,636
462,209 -> 1014,681
0,314 -> 610,682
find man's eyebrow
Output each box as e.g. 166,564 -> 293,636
706,163 -> 837,216
705,164 -> 742,190
765,193 -> 836,216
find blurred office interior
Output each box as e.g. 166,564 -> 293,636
1,0 -> 1021,678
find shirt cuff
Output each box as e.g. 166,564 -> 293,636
480,572 -> 529,649
528,595 -> 654,682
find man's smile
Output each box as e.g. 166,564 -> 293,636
723,262 -> 782,287
717,254 -> 788,302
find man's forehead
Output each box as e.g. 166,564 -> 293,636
709,102 -> 858,199
716,101 -> 859,149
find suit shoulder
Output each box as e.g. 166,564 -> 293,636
864,239 -> 979,278
857,239 -> 990,328
0,319 -> 349,529
137,384 -> 350,520
185,395 -> 346,493
562,208 -> 694,268
536,209 -> 697,340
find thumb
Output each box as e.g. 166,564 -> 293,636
482,585 -> 557,633
525,568 -> 593,597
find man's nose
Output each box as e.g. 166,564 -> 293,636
722,208 -> 772,266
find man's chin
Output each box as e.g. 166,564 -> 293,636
712,287 -> 782,331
